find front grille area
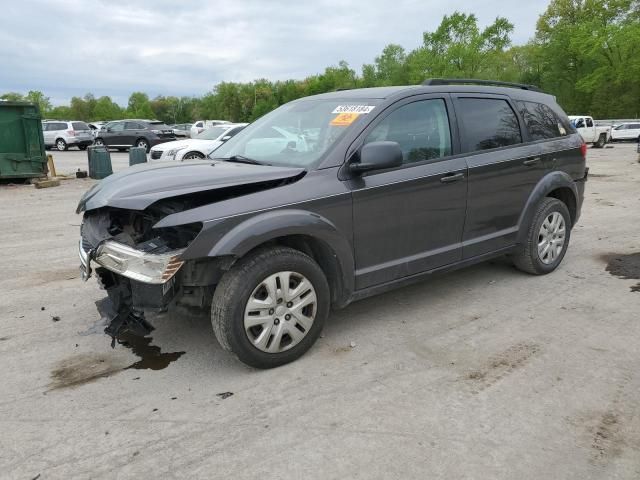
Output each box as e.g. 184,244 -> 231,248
150,150 -> 162,160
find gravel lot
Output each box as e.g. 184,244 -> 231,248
1,144 -> 639,479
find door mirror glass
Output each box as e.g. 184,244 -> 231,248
350,141 -> 403,173
221,135 -> 231,141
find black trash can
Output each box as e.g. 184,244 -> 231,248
87,146 -> 113,179
129,146 -> 148,166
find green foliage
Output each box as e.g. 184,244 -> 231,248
4,5 -> 640,121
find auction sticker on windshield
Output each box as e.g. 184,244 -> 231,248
332,105 -> 376,114
331,113 -> 361,126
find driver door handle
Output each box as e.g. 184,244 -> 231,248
440,172 -> 465,183
523,157 -> 542,166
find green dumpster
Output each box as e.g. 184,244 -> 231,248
87,145 -> 113,179
0,102 -> 47,180
129,146 -> 147,166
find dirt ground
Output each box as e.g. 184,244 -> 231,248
1,144 -> 639,479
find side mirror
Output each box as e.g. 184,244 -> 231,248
221,135 -> 231,141
350,141 -> 403,174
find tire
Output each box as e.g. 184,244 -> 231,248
182,151 -> 204,160
117,148 -> 127,152
594,134 -> 606,148
94,138 -> 105,147
135,138 -> 150,152
512,197 -> 572,275
211,246 -> 330,369
55,139 -> 67,151
78,145 -> 87,151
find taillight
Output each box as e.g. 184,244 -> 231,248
580,141 -> 587,159
67,130 -> 76,136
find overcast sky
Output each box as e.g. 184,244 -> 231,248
1,0 -> 551,106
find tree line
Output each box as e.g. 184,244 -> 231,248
3,0 -> 639,123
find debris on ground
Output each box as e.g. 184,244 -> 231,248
350,341 -> 357,348
33,179 -> 60,189
51,316 -> 61,322
217,392 -> 233,399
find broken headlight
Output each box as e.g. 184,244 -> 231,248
94,241 -> 184,284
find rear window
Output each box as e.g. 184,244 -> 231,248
516,101 -> 567,141
457,98 -> 522,151
72,122 -> 90,131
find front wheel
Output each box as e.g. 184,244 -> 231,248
512,197 -> 572,275
56,139 -> 67,151
182,151 -> 204,160
94,138 -> 105,147
211,246 -> 330,368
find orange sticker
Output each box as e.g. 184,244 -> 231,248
330,112 -> 360,126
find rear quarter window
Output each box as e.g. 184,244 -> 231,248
516,101 -> 568,141
457,98 -> 522,151
72,122 -> 90,131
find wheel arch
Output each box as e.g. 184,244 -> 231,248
198,209 -> 355,308
516,171 -> 578,244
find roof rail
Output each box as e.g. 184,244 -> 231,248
422,78 -> 542,92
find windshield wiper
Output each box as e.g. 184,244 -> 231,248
214,155 -> 266,165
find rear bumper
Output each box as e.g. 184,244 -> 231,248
574,167 -> 588,223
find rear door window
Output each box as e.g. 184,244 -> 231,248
516,101 -> 567,141
125,122 -> 142,130
586,117 -> 594,127
457,98 -> 522,151
364,99 -> 452,164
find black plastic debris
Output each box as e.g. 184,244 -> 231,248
217,392 -> 234,400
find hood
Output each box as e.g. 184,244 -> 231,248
151,138 -> 215,151
77,160 -> 305,213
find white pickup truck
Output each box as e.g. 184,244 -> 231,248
568,116 -> 611,148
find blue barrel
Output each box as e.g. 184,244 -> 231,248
129,147 -> 148,166
87,146 -> 113,179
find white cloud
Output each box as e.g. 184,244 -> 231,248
0,0 -> 551,105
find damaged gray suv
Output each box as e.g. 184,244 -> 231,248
77,79 -> 588,368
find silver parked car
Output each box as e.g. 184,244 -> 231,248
43,120 -> 94,151
170,123 -> 192,138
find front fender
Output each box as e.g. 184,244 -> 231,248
516,171 -> 578,244
184,208 -> 355,307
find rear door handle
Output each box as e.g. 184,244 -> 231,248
523,157 -> 542,166
440,172 -> 465,183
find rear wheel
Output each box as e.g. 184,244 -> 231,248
512,197 -> 572,275
594,133 -> 606,148
55,139 -> 67,151
135,138 -> 150,152
211,246 -> 329,368
94,138 -> 105,147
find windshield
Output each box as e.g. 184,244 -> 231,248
211,99 -> 380,168
195,126 -> 229,140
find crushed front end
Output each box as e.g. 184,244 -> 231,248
78,201 -> 216,345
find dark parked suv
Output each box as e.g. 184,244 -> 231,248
94,119 -> 175,152
77,79 -> 588,368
